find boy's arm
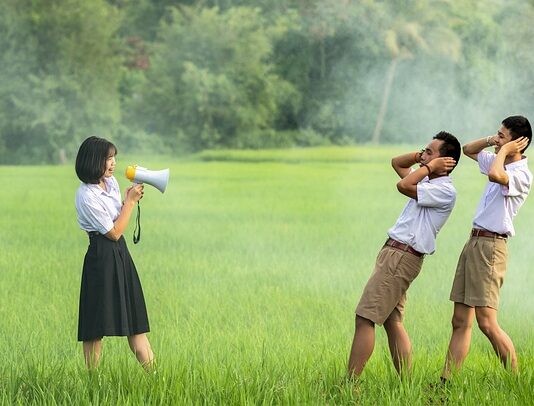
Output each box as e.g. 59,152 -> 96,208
397,157 -> 456,199
462,136 -> 495,161
391,150 -> 423,179
488,137 -> 529,185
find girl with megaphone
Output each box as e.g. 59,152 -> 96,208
74,136 -> 154,371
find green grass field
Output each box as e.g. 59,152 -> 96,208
1,146 -> 534,404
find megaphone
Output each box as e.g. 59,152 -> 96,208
125,165 -> 169,193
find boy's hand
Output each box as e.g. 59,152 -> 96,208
501,137 -> 529,156
427,157 -> 456,176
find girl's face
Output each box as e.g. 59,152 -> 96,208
102,152 -> 116,178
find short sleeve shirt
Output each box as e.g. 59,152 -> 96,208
472,151 -> 532,236
388,175 -> 456,254
75,176 -> 122,234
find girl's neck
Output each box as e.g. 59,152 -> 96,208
98,178 -> 107,192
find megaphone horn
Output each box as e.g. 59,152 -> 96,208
125,165 -> 170,193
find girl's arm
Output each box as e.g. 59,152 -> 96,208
105,184 -> 144,241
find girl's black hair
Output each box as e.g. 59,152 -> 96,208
75,136 -> 117,184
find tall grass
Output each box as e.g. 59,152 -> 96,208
1,146 -> 534,404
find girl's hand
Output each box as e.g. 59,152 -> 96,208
125,184 -> 144,204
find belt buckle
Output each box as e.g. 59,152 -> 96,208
472,228 -> 483,237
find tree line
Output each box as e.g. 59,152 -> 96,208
1,0 -> 533,163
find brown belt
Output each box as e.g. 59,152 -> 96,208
471,228 -> 507,239
384,238 -> 424,257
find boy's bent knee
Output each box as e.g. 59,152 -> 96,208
384,317 -> 403,330
477,320 -> 498,338
356,315 -> 375,328
451,314 -> 473,330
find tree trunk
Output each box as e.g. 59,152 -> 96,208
320,37 -> 325,80
371,57 -> 399,144
58,148 -> 67,164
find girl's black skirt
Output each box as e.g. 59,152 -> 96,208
78,233 -> 150,341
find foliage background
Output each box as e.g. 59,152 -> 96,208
1,0 -> 534,163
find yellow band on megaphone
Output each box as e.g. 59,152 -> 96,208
125,164 -> 169,193
125,165 -> 137,181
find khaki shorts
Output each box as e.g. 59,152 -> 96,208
449,235 -> 508,309
356,245 -> 423,325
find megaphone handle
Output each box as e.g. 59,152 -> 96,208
133,201 -> 141,244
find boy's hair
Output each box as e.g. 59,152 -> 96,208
502,115 -> 532,152
75,136 -> 117,184
434,131 -> 461,173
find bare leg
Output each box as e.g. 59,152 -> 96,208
475,307 -> 517,372
348,316 -> 375,378
383,317 -> 412,375
127,333 -> 155,371
83,338 -> 103,369
441,303 -> 475,379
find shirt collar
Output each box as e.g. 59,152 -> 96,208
428,175 -> 452,184
86,177 -> 114,195
505,156 -> 528,170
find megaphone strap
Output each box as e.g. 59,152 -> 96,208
133,202 -> 141,244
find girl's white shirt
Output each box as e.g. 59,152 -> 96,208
75,176 -> 122,234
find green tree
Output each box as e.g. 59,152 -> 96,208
0,0 -> 122,164
271,0 -> 386,142
0,2 -> 34,163
371,1 -> 461,144
130,6 -> 298,151
497,0 -> 534,111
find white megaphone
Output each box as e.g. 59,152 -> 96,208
125,165 -> 169,193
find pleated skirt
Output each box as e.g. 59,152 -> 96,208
78,233 -> 150,341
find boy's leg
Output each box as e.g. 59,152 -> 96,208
383,313 -> 411,374
348,316 -> 375,378
441,302 -> 475,379
83,338 -> 103,369
475,306 -> 517,372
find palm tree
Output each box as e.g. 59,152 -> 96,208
371,5 -> 461,144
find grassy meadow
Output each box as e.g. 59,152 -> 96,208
1,146 -> 534,404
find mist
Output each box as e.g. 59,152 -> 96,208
329,0 -> 534,146
1,0 -> 534,162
